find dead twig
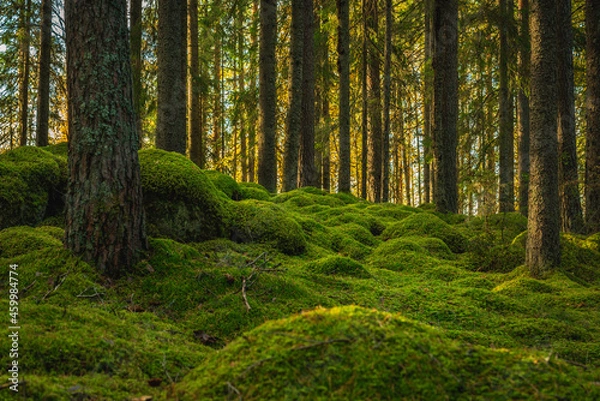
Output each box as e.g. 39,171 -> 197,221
241,276 -> 251,311
42,273 -> 68,300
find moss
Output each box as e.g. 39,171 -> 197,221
0,226 -> 63,258
274,188 -> 345,208
203,169 -> 242,200
405,236 -> 455,260
139,149 -> 227,242
304,256 -> 372,279
229,200 -> 307,255
467,233 -> 524,272
329,191 -> 362,204
560,234 -> 600,285
335,223 -> 379,247
239,182 -> 271,201
368,238 -> 440,272
381,212 -> 468,253
324,211 -> 386,236
329,229 -> 373,261
365,203 -> 419,222
587,232 -> 600,252
42,141 -> 69,157
177,306 -> 599,400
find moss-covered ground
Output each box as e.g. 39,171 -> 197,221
1,146 -> 599,400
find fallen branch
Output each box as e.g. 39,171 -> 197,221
42,273 -> 68,300
242,276 -> 251,311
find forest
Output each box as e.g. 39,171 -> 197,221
0,0 -> 599,399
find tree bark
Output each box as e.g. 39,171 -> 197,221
517,0 -> 530,217
18,0 -> 31,146
423,0 -> 433,204
527,0 -> 560,276
432,0 -> 459,213
585,0 -> 600,233
65,0 -> 147,276
360,0 -> 368,199
36,0 -> 52,147
382,0 -> 392,202
130,0 -> 143,146
156,0 -> 187,154
258,0 -> 278,192
366,0 -> 382,203
337,0 -> 350,193
188,0 -> 204,167
300,0 -> 317,187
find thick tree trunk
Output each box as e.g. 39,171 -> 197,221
188,0 -> 204,167
432,0 -> 459,213
283,0 -> 304,191
557,0 -> 584,233
337,0 -> 351,193
36,0 -> 52,147
586,0 -> 600,233
366,0 -> 382,203
517,0 -> 530,217
156,0 -> 187,154
382,0 -> 392,202
527,0 -> 560,276
65,0 -> 147,276
499,0 -> 515,212
300,0 -> 317,187
130,0 -> 143,146
18,0 -> 31,147
258,0 -> 278,192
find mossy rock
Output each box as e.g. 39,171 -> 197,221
335,223 -> 379,247
0,226 -> 63,258
368,238 -> 440,271
139,149 -> 226,242
403,235 -> 455,260
0,146 -> 67,229
329,230 -> 373,261
274,188 -> 345,208
324,211 -> 386,236
329,191 -> 362,204
381,212 -> 468,253
467,233 -> 524,272
42,141 -> 69,157
177,306 -> 599,400
203,169 -> 242,200
304,256 -> 371,279
229,200 -> 307,255
239,182 -> 271,201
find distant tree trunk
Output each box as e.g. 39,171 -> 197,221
239,13 -> 247,181
300,0 -> 317,187
499,0 -> 515,212
337,0 -> 350,193
188,0 -> 204,167
527,0 -> 560,276
36,0 -> 52,147
249,0 -> 260,183
432,0 -> 459,213
319,10 -> 331,192
283,0 -> 304,191
213,35 -> 223,168
18,0 -> 31,146
586,0 -> 600,233
65,0 -> 147,276
557,0 -> 584,233
382,0 -> 392,202
517,0 -> 531,217
130,0 -> 143,146
258,0 -> 278,192
156,0 -> 187,154
360,0 -> 368,199
366,0 -> 382,202
423,0 -> 433,204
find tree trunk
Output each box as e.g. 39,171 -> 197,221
36,0 -> 52,147
213,35 -> 223,168
366,0 -> 382,203
300,0 -> 317,187
499,0 -> 515,212
156,0 -> 187,154
527,0 -> 560,276
361,1 -> 368,199
320,10 -> 331,192
585,0 -> 600,233
18,0 -> 31,146
65,0 -> 147,277
258,0 -> 278,192
557,0 -> 584,233
337,0 -> 351,193
382,0 -> 392,202
188,0 -> 204,167
283,0 -> 304,191
517,0 -> 530,217
432,0 -> 459,213
423,0 -> 433,204
130,0 -> 143,146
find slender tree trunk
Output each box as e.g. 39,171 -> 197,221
382,0 -> 392,202
65,0 -> 147,276
337,0 -> 350,193
366,0 -> 382,202
361,1 -> 368,199
188,0 -> 204,167
300,0 -> 317,187
283,0 -> 304,191
36,0 -> 52,147
130,0 -> 143,146
320,12 -> 331,192
258,0 -> 278,192
213,35 -> 223,168
499,0 -> 515,212
432,0 -> 459,213
585,0 -> 600,233
239,14 -> 248,181
156,0 -> 187,154
18,0 -> 31,146
249,0 -> 259,182
517,0 -> 531,217
557,0 -> 584,233
527,0 -> 560,276
423,0 -> 433,204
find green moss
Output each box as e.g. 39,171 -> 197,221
203,169 -> 242,200
364,203 -> 418,222
139,149 -> 227,242
304,256 -> 371,279
42,141 -> 69,157
381,212 -> 468,253
239,182 -> 271,201
368,238 -> 440,271
274,188 -> 346,208
329,229 -> 373,261
0,226 -> 63,258
177,306 -> 599,400
229,200 -> 307,255
587,232 -> 600,252
324,211 -> 386,236
329,191 -> 362,204
467,233 -> 524,272
335,223 -> 379,247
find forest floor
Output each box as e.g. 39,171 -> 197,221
0,145 -> 599,400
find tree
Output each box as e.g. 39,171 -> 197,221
432,0 -> 459,213
586,0 -> 600,233
130,0 -> 143,145
517,0 -> 530,217
423,0 -> 434,204
258,0 -> 278,192
337,0 -> 350,193
65,0 -> 147,276
557,0 -> 583,233
382,0 -> 392,202
18,0 -> 31,146
156,0 -> 187,154
36,0 -> 52,147
526,0 -> 560,276
188,0 -> 204,167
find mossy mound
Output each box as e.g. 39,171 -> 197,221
229,200 -> 307,255
42,141 -> 69,157
239,182 -> 271,201
139,149 -> 226,242
0,146 -> 67,229
177,306 -> 599,400
0,226 -> 63,258
203,169 -> 242,200
467,233 -> 524,272
368,238 -> 442,271
334,223 -> 379,247
303,256 -> 371,279
381,212 -> 468,253
274,187 -> 346,209
323,209 -> 386,236
364,203 -> 419,222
